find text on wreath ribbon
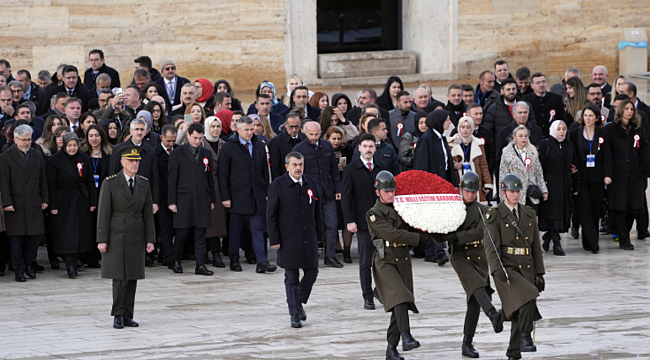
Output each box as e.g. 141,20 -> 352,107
394,194 -> 462,204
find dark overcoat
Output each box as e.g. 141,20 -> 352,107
605,122 -> 650,212
341,159 -> 385,231
168,143 -> 217,229
0,145 -> 49,236
267,173 -> 323,269
155,143 -> 178,208
201,137 -> 227,237
269,130 -> 306,180
446,201 -> 494,302
413,114 -> 457,185
109,140 -> 159,204
47,151 -> 97,254
523,91 -> 567,137
293,139 -> 341,201
483,202 -> 544,320
217,133 -> 269,215
537,137 -> 574,230
97,171 -> 155,280
568,126 -> 612,184
367,200 -> 421,313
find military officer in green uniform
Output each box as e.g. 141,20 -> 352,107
435,171 -> 504,358
97,145 -> 156,329
367,170 -> 431,360
483,173 -> 545,359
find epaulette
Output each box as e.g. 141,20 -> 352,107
137,175 -> 149,182
105,174 -> 118,181
483,207 -> 497,224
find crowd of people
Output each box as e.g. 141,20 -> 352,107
0,49 -> 647,359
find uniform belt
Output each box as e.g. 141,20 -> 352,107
466,240 -> 483,245
502,246 -> 529,255
112,212 -> 143,220
385,241 -> 408,247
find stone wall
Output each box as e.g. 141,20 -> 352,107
0,0 -> 286,92
457,0 -> 650,82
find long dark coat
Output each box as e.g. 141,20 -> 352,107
0,145 -> 49,236
155,143 -> 178,208
269,130 -> 306,180
537,137 -> 574,231
523,91 -> 567,137
447,201 -> 494,302
97,171 -> 155,280
368,200 -> 421,313
568,126 -> 612,184
47,151 -> 97,254
267,173 -> 323,269
168,143 -> 217,229
605,122 -> 650,212
201,137 -> 227,237
413,111 -> 458,185
293,139 -> 341,201
483,202 -> 544,320
217,133 -> 270,215
341,159 -> 385,231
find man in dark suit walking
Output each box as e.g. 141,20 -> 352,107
0,125 -> 48,282
167,123 -> 216,276
342,133 -> 385,310
218,116 -> 276,273
268,151 -> 323,328
97,145 -> 155,329
269,112 -> 305,180
155,125 -> 179,266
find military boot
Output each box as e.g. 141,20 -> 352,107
461,336 -> 479,358
386,344 -> 404,360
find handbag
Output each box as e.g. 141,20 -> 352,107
527,184 -> 543,200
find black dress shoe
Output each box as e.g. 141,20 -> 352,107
423,255 -> 436,263
255,261 -> 277,273
542,232 -> 551,252
435,255 -> 449,266
400,332 -> 420,351
571,226 -> 579,239
67,265 -> 78,279
343,248 -> 352,263
172,260 -> 183,273
592,248 -> 600,254
195,264 -> 214,276
298,304 -> 307,321
144,255 -> 155,267
31,260 -> 44,273
211,253 -> 225,268
620,243 -> 635,250
113,316 -> 124,329
521,332 -> 537,352
386,344 -> 404,360
638,230 -> 650,240
230,262 -> 242,272
123,317 -> 139,327
364,299 -> 376,310
24,266 -> 36,279
290,314 -> 302,328
461,335 -> 479,358
15,274 -> 26,282
487,308 -> 503,333
324,257 -> 343,268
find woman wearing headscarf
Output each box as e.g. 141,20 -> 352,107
499,125 -> 548,210
195,78 -> 215,114
101,119 -> 122,146
215,109 -> 234,135
375,76 -> 404,111
213,79 -> 243,111
450,116 -> 493,202
569,105 -> 611,253
47,132 -> 97,278
605,100 -> 650,251
201,116 -> 228,267
399,111 -> 428,171
538,120 -> 574,255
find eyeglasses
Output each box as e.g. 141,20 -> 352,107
287,125 -> 300,129
15,137 -> 32,143
11,89 -> 23,93
164,66 -> 176,71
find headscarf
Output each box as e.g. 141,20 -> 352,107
414,111 -> 428,137
549,120 -> 566,142
354,91 -> 363,107
204,116 -> 222,143
136,110 -> 153,132
101,119 -> 121,145
260,81 -> 279,106
195,78 -> 214,103
215,109 -> 234,134
425,109 -> 450,134
62,132 -> 79,161
213,79 -> 233,95
331,93 -> 352,115
456,116 -> 475,143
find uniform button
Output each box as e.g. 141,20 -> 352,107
477,256 -> 481,260
516,237 -> 519,239
405,257 -> 408,261
474,244 -> 478,247
465,246 -> 468,250
396,258 -> 399,261
519,265 -> 522,268
467,257 -> 470,260
529,223 -> 532,226
525,237 -> 529,240
527,265 -> 530,268
506,224 -> 509,227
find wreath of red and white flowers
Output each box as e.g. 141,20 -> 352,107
394,170 -> 466,234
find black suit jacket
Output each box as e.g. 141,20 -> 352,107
108,140 -> 159,204
278,103 -> 322,121
413,129 -> 458,186
341,159 -> 385,231
523,91 -> 566,137
25,83 -> 45,109
83,63 -> 121,89
155,143 -> 179,206
40,83 -> 90,115
153,76 -> 191,114
269,130 -> 306,180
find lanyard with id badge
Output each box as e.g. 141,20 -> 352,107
92,157 -> 100,187
586,129 -> 595,168
461,142 -> 471,173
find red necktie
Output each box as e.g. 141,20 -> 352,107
68,90 -> 73,96
368,162 -> 373,172
167,148 -> 171,155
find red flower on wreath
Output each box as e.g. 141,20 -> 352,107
395,170 -> 458,196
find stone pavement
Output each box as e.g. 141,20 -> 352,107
0,228 -> 649,360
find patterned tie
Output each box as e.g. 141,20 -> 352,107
367,162 -> 373,172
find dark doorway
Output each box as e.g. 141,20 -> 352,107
317,0 -> 400,54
